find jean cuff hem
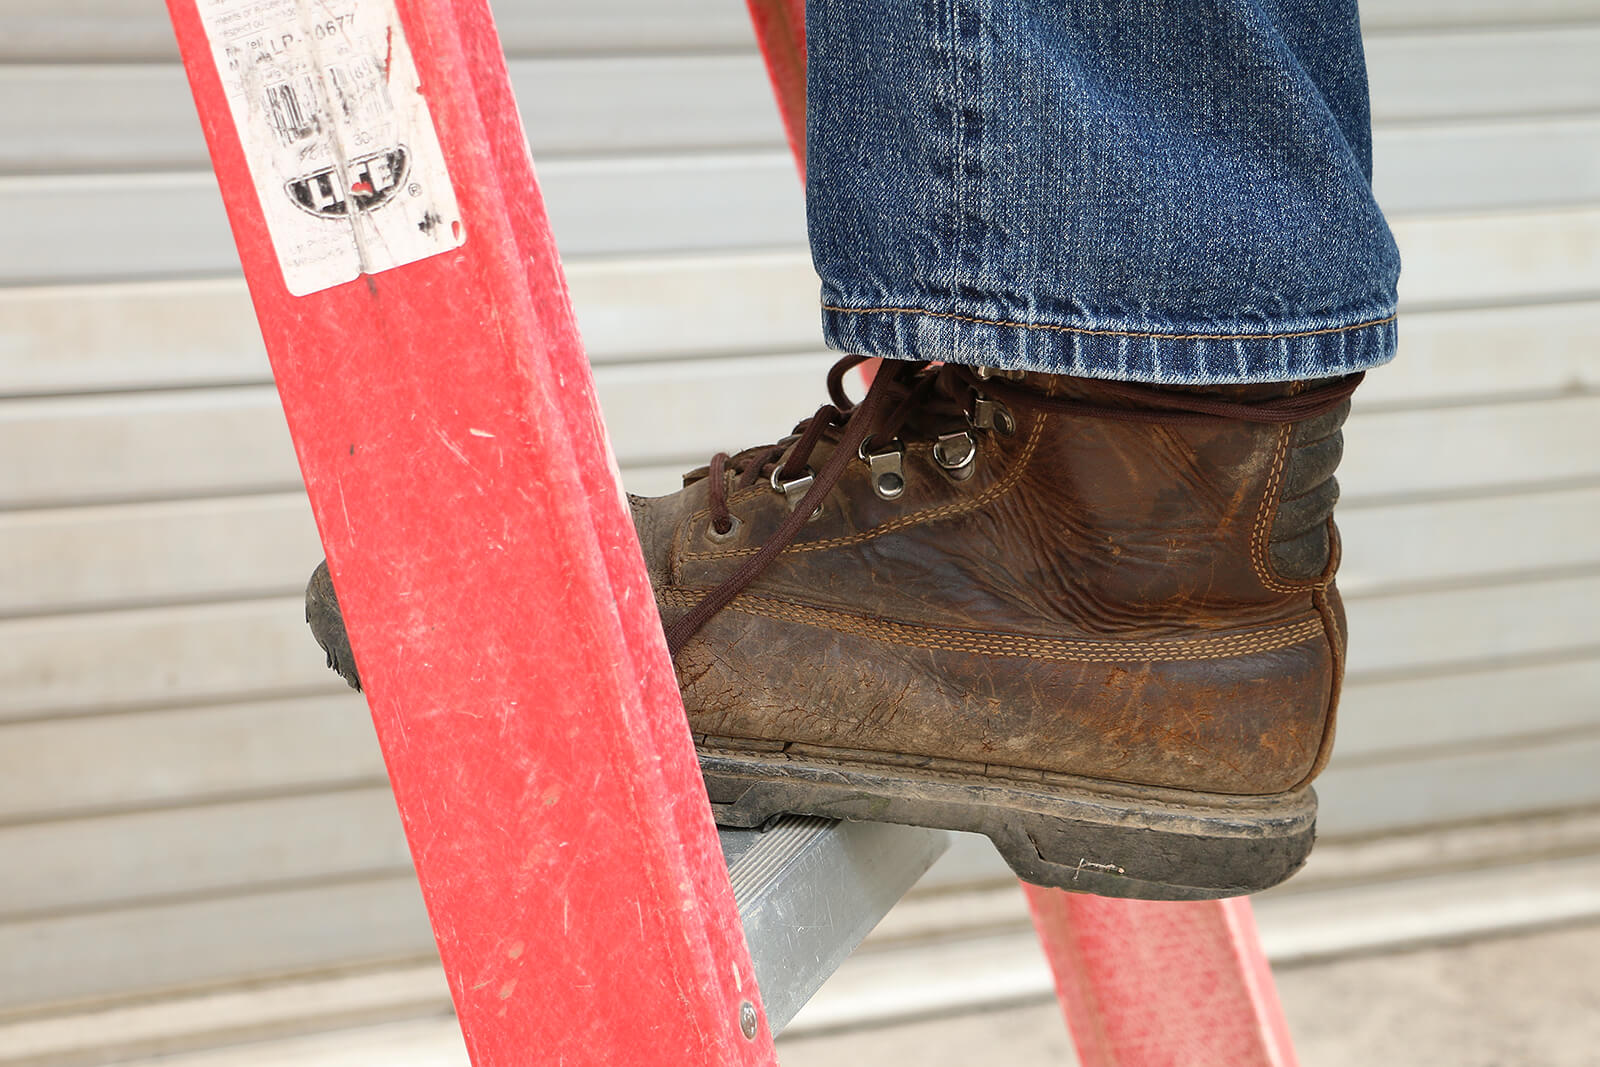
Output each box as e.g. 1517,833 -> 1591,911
819,302 -> 1398,385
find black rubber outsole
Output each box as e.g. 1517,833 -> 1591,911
701,745 -> 1316,900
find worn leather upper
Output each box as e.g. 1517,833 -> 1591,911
634,371 -> 1348,798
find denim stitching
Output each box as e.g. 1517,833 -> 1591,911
822,303 -> 1396,343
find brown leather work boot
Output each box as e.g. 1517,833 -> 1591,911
307,356 -> 1358,899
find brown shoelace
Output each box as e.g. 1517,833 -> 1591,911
663,357 -> 1362,657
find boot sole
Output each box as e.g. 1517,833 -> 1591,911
700,743 -> 1316,900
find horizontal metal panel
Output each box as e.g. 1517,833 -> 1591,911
1317,731 -> 1600,837
0,694 -> 373,822
1335,484 -> 1600,595
1365,29 -> 1600,123
0,597 -> 345,721
0,660 -> 1592,933
1339,393 -> 1600,503
1343,571 -> 1600,680
1336,655 -> 1600,761
1393,206 -> 1600,309
4,566 -> 1596,722
0,251 -> 823,396
1,117 -> 1594,285
1360,0 -> 1600,30
8,372 -> 1597,509
9,203 -> 1600,398
0,877 -> 434,1014
0,494 -> 323,616
0,789 -> 409,919
5,32 -> 1596,174
1358,301 -> 1600,406
0,56 -> 783,175
0,387 -> 302,510
5,728 -> 1598,1014
2,646 -> 1592,827
2,0 -> 1590,62
1373,117 -> 1600,215
6,472 -> 1598,619
0,0 -> 754,63
0,352 -> 846,508
0,156 -> 806,285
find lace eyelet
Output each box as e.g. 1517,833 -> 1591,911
968,396 -> 1016,436
769,464 -> 817,509
933,430 -> 978,481
858,435 -> 907,501
706,516 -> 743,543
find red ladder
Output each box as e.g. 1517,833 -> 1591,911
165,0 -> 1300,1062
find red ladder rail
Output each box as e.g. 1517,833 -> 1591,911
1027,891 -> 1298,1067
165,1 -> 779,1063
745,0 -> 808,174
743,6 -> 1304,1065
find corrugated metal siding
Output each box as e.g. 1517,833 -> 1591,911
1,0 -> 1598,1016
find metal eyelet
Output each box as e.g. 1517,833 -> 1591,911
706,516 -> 742,543
932,430 -> 978,481
857,435 -> 906,500
769,464 -> 817,512
969,396 -> 1016,436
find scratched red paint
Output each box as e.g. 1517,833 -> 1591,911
165,1 -> 777,1063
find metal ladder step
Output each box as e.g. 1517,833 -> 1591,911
720,819 -> 949,1031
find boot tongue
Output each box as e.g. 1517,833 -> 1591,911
984,367 -> 1361,426
1010,368 -> 1303,406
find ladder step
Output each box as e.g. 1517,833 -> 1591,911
720,817 -> 949,1032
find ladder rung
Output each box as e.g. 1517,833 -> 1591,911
721,818 -> 949,1032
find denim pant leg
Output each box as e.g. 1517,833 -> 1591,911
806,0 -> 1401,385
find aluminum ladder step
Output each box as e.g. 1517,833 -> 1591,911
720,819 -> 949,1031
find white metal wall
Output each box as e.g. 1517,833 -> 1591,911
1,0 -> 1598,1017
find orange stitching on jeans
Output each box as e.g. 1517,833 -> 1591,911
821,304 -> 1397,343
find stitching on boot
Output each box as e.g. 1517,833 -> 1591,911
1251,425 -> 1306,593
1266,399 -> 1348,582
1250,423 -> 1332,594
1292,579 -> 1345,791
663,588 -> 1324,663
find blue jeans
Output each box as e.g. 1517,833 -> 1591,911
806,0 -> 1401,384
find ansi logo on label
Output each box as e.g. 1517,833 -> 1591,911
199,0 -> 462,295
286,146 -> 411,218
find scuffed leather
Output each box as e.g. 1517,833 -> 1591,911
640,373 -> 1348,798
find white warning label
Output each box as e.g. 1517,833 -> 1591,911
197,0 -> 465,295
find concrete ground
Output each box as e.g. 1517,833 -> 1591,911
112,919 -> 1600,1066
778,921 -> 1600,1067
